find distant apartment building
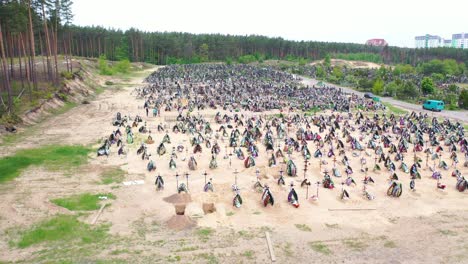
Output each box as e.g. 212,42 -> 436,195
365,39 -> 388,47
452,33 -> 468,49
415,33 -> 467,49
415,35 -> 443,48
443,39 -> 452,47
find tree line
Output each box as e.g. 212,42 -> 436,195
2,0 -> 468,119
61,26 -> 468,67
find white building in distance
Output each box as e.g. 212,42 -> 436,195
415,35 -> 443,48
452,33 -> 468,49
415,33 -> 467,49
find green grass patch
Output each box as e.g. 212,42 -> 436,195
226,211 -> 235,216
282,242 -> 293,257
196,253 -> 218,264
0,145 -> 90,183
383,102 -> 408,115
51,193 -> 115,211
101,167 -> 126,184
16,215 -> 109,248
309,242 -> 332,255
195,228 -> 214,242
237,230 -> 255,240
304,106 -> 321,116
166,255 -> 181,262
110,249 -> 131,255
241,250 -> 254,259
343,239 -> 368,251
174,246 -> 199,252
439,229 -> 458,236
295,224 -> 312,232
325,223 -> 340,229
49,101 -> 77,116
384,240 -> 397,248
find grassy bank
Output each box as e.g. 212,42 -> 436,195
0,145 -> 90,183
52,193 -> 115,211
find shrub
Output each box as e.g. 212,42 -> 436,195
114,59 -> 131,74
238,55 -> 257,64
60,71 -> 74,80
459,90 -> 468,109
98,55 -> 113,75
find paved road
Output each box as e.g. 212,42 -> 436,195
300,76 -> 468,123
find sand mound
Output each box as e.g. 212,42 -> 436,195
175,204 -> 186,215
163,193 -> 192,204
202,203 -> 216,214
166,215 -> 196,230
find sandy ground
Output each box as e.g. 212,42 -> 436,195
1,67 -> 468,263
310,59 -> 383,69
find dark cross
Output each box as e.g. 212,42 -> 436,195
315,181 -> 320,199
426,151 -> 430,168
229,152 -> 232,168
303,160 -> 309,179
374,155 -> 378,166
280,167 -> 284,178
203,171 -> 208,185
175,172 -> 179,192
185,172 -> 189,190
233,169 -> 239,186
256,168 -> 260,181
333,156 -> 337,167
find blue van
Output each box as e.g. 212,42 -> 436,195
422,100 -> 444,111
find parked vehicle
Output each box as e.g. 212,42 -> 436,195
364,92 -> 374,99
422,100 -> 444,111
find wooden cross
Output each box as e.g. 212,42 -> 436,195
315,181 -> 320,198
426,152 -> 430,168
175,172 -> 179,192
185,172 -> 189,190
233,169 -> 239,186
203,171 -> 208,185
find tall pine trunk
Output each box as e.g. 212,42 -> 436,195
27,0 -> 38,91
41,2 -> 53,82
0,23 -> 13,113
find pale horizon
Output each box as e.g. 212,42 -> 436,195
72,0 -> 467,48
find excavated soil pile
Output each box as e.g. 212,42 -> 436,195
163,193 -> 192,204
166,215 -> 196,230
202,203 -> 216,214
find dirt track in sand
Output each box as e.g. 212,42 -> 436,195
1,66 -> 468,263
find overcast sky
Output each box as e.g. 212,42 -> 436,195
72,0 -> 467,48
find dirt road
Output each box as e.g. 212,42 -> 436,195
301,76 -> 468,123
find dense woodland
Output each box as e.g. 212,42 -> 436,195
1,0 -> 468,121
